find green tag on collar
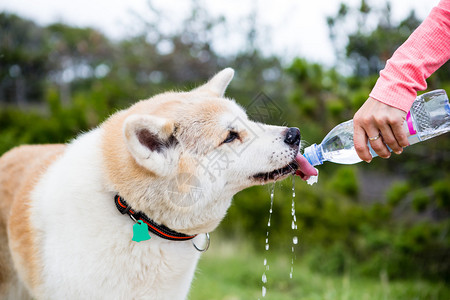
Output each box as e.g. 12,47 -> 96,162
132,220 -> 151,242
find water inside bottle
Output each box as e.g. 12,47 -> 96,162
319,121 -> 363,164
324,148 -> 363,164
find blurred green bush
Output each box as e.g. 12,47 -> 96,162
1,1 -> 449,284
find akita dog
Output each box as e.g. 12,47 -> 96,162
0,68 -> 317,299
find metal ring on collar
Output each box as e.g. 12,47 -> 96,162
129,214 -> 138,223
192,233 -> 210,252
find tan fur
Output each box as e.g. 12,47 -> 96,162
176,154 -> 198,186
101,109 -> 154,203
101,95 -> 229,215
0,145 -> 66,296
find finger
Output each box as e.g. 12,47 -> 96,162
391,118 -> 409,148
366,126 -> 391,159
378,123 -> 403,155
353,124 -> 372,162
369,137 -> 391,158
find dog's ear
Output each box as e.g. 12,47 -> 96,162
123,114 -> 179,177
194,68 -> 234,97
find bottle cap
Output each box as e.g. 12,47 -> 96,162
303,144 -> 323,166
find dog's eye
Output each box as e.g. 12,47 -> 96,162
222,131 -> 239,144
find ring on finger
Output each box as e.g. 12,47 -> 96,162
368,134 -> 381,141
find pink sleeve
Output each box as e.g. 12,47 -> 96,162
369,0 -> 450,112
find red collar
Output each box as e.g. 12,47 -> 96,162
114,195 -> 197,241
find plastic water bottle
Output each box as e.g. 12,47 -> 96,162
303,89 -> 450,166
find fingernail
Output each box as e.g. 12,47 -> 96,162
395,149 -> 403,155
366,159 -> 372,163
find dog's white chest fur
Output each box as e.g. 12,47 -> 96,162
31,130 -> 201,299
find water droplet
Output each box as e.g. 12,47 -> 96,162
263,259 -> 267,266
292,175 -> 296,193
265,244 -> 269,250
262,286 -> 267,297
289,177 -> 298,279
262,273 -> 267,283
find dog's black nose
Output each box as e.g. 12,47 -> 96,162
284,127 -> 301,147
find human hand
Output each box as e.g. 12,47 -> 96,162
353,97 -> 409,162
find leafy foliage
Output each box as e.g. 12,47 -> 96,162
0,0 -> 449,284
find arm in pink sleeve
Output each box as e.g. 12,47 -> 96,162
369,0 -> 450,112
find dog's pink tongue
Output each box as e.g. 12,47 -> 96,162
295,153 -> 318,181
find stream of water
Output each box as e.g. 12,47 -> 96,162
290,175 -> 298,279
260,177 -> 298,298
261,184 -> 275,298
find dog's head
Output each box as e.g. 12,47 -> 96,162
102,68 -> 316,234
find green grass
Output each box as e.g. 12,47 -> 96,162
189,239 -> 450,300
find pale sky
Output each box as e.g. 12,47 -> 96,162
0,0 -> 438,66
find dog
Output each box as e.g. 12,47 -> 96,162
0,68 -> 317,299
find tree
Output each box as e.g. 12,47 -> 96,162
46,23 -> 115,105
327,1 -> 421,77
0,13 -> 51,106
